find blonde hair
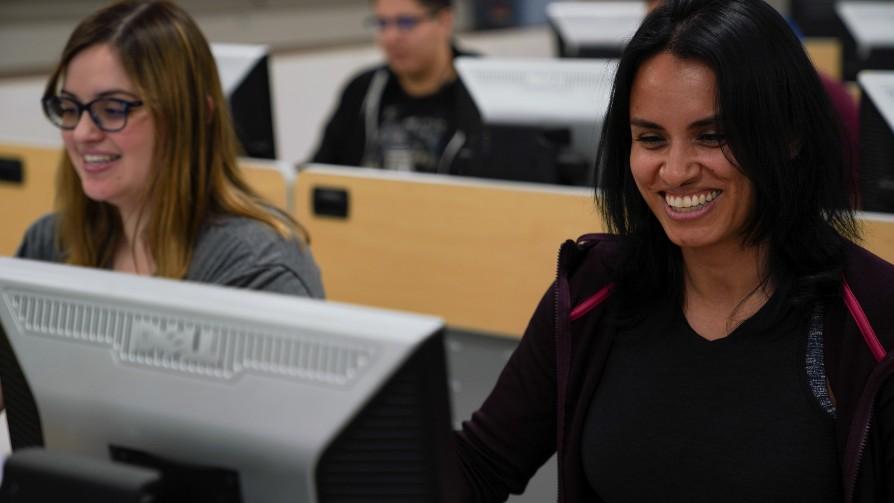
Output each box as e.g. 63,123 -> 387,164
45,0 -> 304,278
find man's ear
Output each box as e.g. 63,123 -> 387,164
436,7 -> 455,35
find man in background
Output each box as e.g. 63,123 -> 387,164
311,0 -> 481,175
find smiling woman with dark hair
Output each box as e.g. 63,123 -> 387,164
450,1 -> 894,502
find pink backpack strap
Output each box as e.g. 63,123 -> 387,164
842,279 -> 887,363
570,283 -> 616,322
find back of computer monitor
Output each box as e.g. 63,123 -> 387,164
212,44 -> 277,159
315,330 -> 455,501
836,2 -> 894,81
546,2 -> 644,59
858,71 -> 894,213
0,257 -> 454,503
791,0 -> 841,37
456,56 -> 615,186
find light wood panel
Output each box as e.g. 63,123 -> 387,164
0,143 -> 61,257
0,143 -> 293,258
804,37 -> 842,80
293,166 -> 602,337
294,167 -> 894,338
239,158 -> 293,212
858,213 -> 894,265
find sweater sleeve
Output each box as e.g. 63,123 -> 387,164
15,213 -> 61,263
452,283 -> 559,501
187,217 -> 325,299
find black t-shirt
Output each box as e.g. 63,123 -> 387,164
581,290 -> 842,502
372,78 -> 459,173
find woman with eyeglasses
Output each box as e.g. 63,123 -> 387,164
16,0 -> 324,298
311,0 -> 482,175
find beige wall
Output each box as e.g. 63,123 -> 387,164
0,0 -> 789,76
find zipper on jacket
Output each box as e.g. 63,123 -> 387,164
845,403 -> 874,503
553,241 -> 566,503
843,351 -> 894,502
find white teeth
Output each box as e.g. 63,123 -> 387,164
665,190 -> 720,211
84,154 -> 119,163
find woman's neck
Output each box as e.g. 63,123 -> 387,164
680,241 -> 773,340
113,206 -> 155,275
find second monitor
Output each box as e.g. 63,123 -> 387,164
456,57 -> 617,186
212,43 -> 277,160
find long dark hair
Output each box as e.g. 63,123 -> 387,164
596,0 -> 858,312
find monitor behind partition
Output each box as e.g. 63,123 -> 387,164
546,1 -> 645,58
791,0 -> 841,37
455,57 -> 616,187
858,71 -> 894,213
836,2 -> 894,81
212,44 -> 277,160
293,165 -> 601,337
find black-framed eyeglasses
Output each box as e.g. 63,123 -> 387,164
365,11 -> 438,32
42,95 -> 144,133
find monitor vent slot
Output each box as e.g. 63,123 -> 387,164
316,333 -> 453,502
5,290 -> 373,386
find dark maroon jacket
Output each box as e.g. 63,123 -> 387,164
455,235 -> 894,502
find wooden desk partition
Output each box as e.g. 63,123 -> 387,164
295,166 -> 894,338
0,142 -> 61,257
858,213 -> 894,265
0,143 -> 293,257
293,165 -> 602,337
804,38 -> 843,80
238,158 -> 294,213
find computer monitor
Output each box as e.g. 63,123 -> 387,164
857,71 -> 894,213
546,2 -> 645,59
456,56 -> 617,186
0,257 -> 455,502
835,2 -> 894,81
790,0 -> 841,37
212,43 -> 277,159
